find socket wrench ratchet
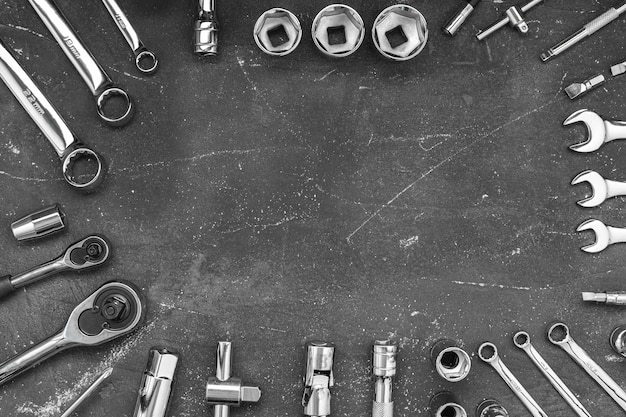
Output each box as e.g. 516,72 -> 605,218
0,235 -> 110,300
564,109 -> 626,153
548,323 -> 626,412
0,39 -> 105,190
477,342 -> 547,417
100,0 -> 158,74
27,0 -> 134,126
0,281 -> 144,387
577,219 -> 626,253
572,170 -> 626,207
513,331 -> 591,417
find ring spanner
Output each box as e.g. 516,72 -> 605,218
572,170 -> 626,207
0,235 -> 111,300
548,322 -> 626,412
477,342 -> 547,417
100,0 -> 158,75
564,109 -> 626,153
577,219 -> 626,253
513,331 -> 591,417
27,0 -> 134,126
0,39 -> 105,191
0,281 -> 144,387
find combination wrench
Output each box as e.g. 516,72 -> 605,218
0,281 -> 144,387
0,235 -> 110,300
27,0 -> 134,126
0,39 -> 105,191
477,342 -> 547,417
100,0 -> 158,75
548,322 -> 626,412
513,331 -> 591,417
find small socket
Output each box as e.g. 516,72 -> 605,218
254,8 -> 302,56
372,5 -> 428,61
431,340 -> 472,382
312,4 -> 365,58
430,392 -> 467,417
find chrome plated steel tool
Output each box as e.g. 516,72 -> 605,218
572,170 -> 626,207
0,39 -> 105,190
577,219 -> 626,253
100,0 -> 158,74
430,339 -> 471,382
565,75 -> 606,100
476,399 -> 509,417
372,340 -> 397,417
429,391 -> 467,417
12,204 -> 65,241
513,331 -> 591,417
476,0 -> 543,40
0,281 -> 144,386
303,342 -> 335,417
478,342 -> 547,417
27,0 -> 134,126
0,235 -> 110,300
548,322 -> 626,411
194,0 -> 218,56
582,291 -> 626,305
133,348 -> 179,417
564,109 -> 626,153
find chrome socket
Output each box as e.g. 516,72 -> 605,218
611,326 -> 626,357
303,341 -> 335,417
11,204 -> 65,241
194,0 -> 218,56
430,339 -> 471,382
476,399 -> 509,417
133,347 -> 179,417
373,5 -> 428,61
312,4 -> 365,58
429,392 -> 467,417
254,8 -> 302,56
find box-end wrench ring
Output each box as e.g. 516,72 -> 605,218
27,0 -> 134,126
548,322 -> 626,412
0,281 -> 144,387
477,342 -> 548,417
513,331 -> 591,417
100,0 -> 158,75
0,39 -> 105,191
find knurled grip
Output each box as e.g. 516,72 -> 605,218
373,401 -> 393,417
585,8 -> 620,35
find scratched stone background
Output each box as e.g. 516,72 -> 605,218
0,0 -> 625,416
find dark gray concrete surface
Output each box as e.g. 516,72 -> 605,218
0,0 -> 625,416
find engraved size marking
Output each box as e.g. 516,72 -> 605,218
63,37 -> 81,59
22,89 -> 45,116
115,14 -> 127,29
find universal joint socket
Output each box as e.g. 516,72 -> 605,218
303,342 -> 335,417
194,0 -> 218,56
133,347 -> 179,417
206,341 -> 261,416
372,340 -> 397,417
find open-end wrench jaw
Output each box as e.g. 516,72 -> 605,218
576,219 -> 610,253
571,170 -> 607,207
564,109 -> 606,153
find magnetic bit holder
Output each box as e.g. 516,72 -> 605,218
206,341 -> 261,416
477,0 -> 544,40
303,342 -> 335,417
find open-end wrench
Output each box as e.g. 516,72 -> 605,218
513,331 -> 591,417
0,281 -> 144,387
27,0 -> 134,126
477,342 -> 547,417
564,109 -> 626,153
0,39 -> 105,191
548,322 -> 626,412
577,219 -> 626,253
0,235 -> 110,300
100,0 -> 158,75
572,170 -> 626,207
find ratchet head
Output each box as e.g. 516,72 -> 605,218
547,323 -> 571,346
61,235 -> 111,270
564,109 -> 606,153
62,145 -> 106,191
62,281 -> 145,346
576,219 -> 610,253
571,170 -> 607,207
96,87 -> 134,127
477,342 -> 498,363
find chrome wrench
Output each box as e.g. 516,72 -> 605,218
548,322 -> 626,412
100,0 -> 158,75
0,39 -> 105,190
0,235 -> 111,300
477,342 -> 547,417
27,0 -> 134,126
0,281 -> 144,387
513,331 -> 591,417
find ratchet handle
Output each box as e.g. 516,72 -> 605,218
0,275 -> 15,300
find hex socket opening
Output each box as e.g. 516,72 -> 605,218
434,346 -> 471,382
437,404 -> 467,417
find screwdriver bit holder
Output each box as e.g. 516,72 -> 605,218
206,341 -> 261,417
476,0 -> 544,40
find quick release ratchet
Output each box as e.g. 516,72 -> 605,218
0,39 -> 106,191
27,0 -> 134,126
0,281 -> 144,387
100,0 -> 158,74
0,235 -> 111,300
